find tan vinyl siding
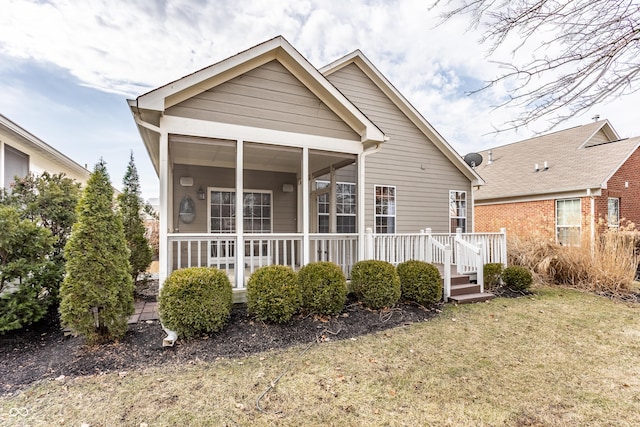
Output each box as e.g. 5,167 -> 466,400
166,61 -> 359,141
327,64 -> 472,233
172,164 -> 297,234
584,129 -> 613,147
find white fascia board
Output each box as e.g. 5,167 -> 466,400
161,115 -> 364,154
321,53 -> 483,185
0,114 -> 89,178
476,188 -> 602,205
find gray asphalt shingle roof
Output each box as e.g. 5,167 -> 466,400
474,120 -> 640,201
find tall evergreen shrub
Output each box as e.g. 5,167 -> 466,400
117,152 -> 152,285
59,160 -> 134,343
0,206 -> 56,333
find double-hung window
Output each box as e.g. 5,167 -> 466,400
315,180 -> 356,233
449,190 -> 467,233
556,198 -> 581,246
375,185 -> 396,234
608,197 -> 620,228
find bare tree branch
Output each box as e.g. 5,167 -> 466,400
434,0 -> 640,132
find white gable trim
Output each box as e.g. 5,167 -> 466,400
134,36 -> 385,145
321,51 -> 484,186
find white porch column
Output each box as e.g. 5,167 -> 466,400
302,147 -> 310,265
236,140 -> 245,287
329,166 -> 337,233
158,130 -> 169,286
357,152 -> 366,260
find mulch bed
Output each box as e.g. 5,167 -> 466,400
0,294 -> 443,396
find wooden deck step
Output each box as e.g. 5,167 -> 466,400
449,292 -> 495,304
450,283 -> 481,296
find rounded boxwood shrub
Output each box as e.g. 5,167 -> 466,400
501,265 -> 533,291
159,267 -> 233,338
483,263 -> 504,291
350,260 -> 400,309
298,262 -> 347,315
247,265 -> 300,323
397,260 -> 442,305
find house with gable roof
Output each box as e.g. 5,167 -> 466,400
128,36 -> 503,314
1,114 -> 90,191
474,120 -> 640,245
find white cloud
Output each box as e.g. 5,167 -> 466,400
1,0 -> 638,183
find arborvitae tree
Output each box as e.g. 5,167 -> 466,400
117,152 -> 152,285
59,160 -> 134,343
4,172 -> 81,302
0,205 -> 56,333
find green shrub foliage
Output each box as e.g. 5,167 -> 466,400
483,263 -> 504,290
159,267 -> 233,338
298,262 -> 347,315
397,260 -> 442,305
59,160 -> 134,344
247,265 -> 300,323
350,260 -> 401,309
0,205 -> 56,333
118,152 -> 153,285
2,172 -> 80,304
501,265 -> 533,291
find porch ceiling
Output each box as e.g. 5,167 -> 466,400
169,135 -> 355,176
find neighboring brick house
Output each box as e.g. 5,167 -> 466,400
474,120 -> 640,245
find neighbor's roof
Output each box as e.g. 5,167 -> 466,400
0,114 -> 90,180
474,120 -> 640,202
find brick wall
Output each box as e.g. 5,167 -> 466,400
475,199 -> 556,240
475,197 -> 593,243
599,147 -> 640,228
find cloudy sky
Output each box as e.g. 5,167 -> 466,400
1,0 -> 638,200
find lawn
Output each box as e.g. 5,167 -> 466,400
2,286 -> 639,426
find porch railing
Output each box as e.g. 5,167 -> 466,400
310,234 -> 358,278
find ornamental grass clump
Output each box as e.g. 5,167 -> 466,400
159,267 -> 233,338
501,266 -> 533,292
350,260 -> 400,309
298,262 -> 347,315
397,260 -> 442,305
247,265 -> 300,323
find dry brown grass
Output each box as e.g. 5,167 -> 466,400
2,286 -> 640,426
508,224 -> 639,297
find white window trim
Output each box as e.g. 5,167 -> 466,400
374,184 -> 396,234
449,190 -> 467,233
556,198 -> 582,246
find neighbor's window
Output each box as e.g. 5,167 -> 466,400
3,144 -> 29,191
556,198 -> 581,246
449,190 -> 467,233
375,185 -> 396,233
608,197 -> 620,228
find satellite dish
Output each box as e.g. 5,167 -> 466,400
463,152 -> 483,168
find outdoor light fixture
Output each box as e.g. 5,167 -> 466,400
197,186 -> 205,200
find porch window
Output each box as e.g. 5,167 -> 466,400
209,189 -> 272,233
3,144 -> 29,191
608,197 -> 620,228
449,190 -> 467,232
315,180 -> 356,233
375,185 -> 396,234
556,198 -> 581,246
